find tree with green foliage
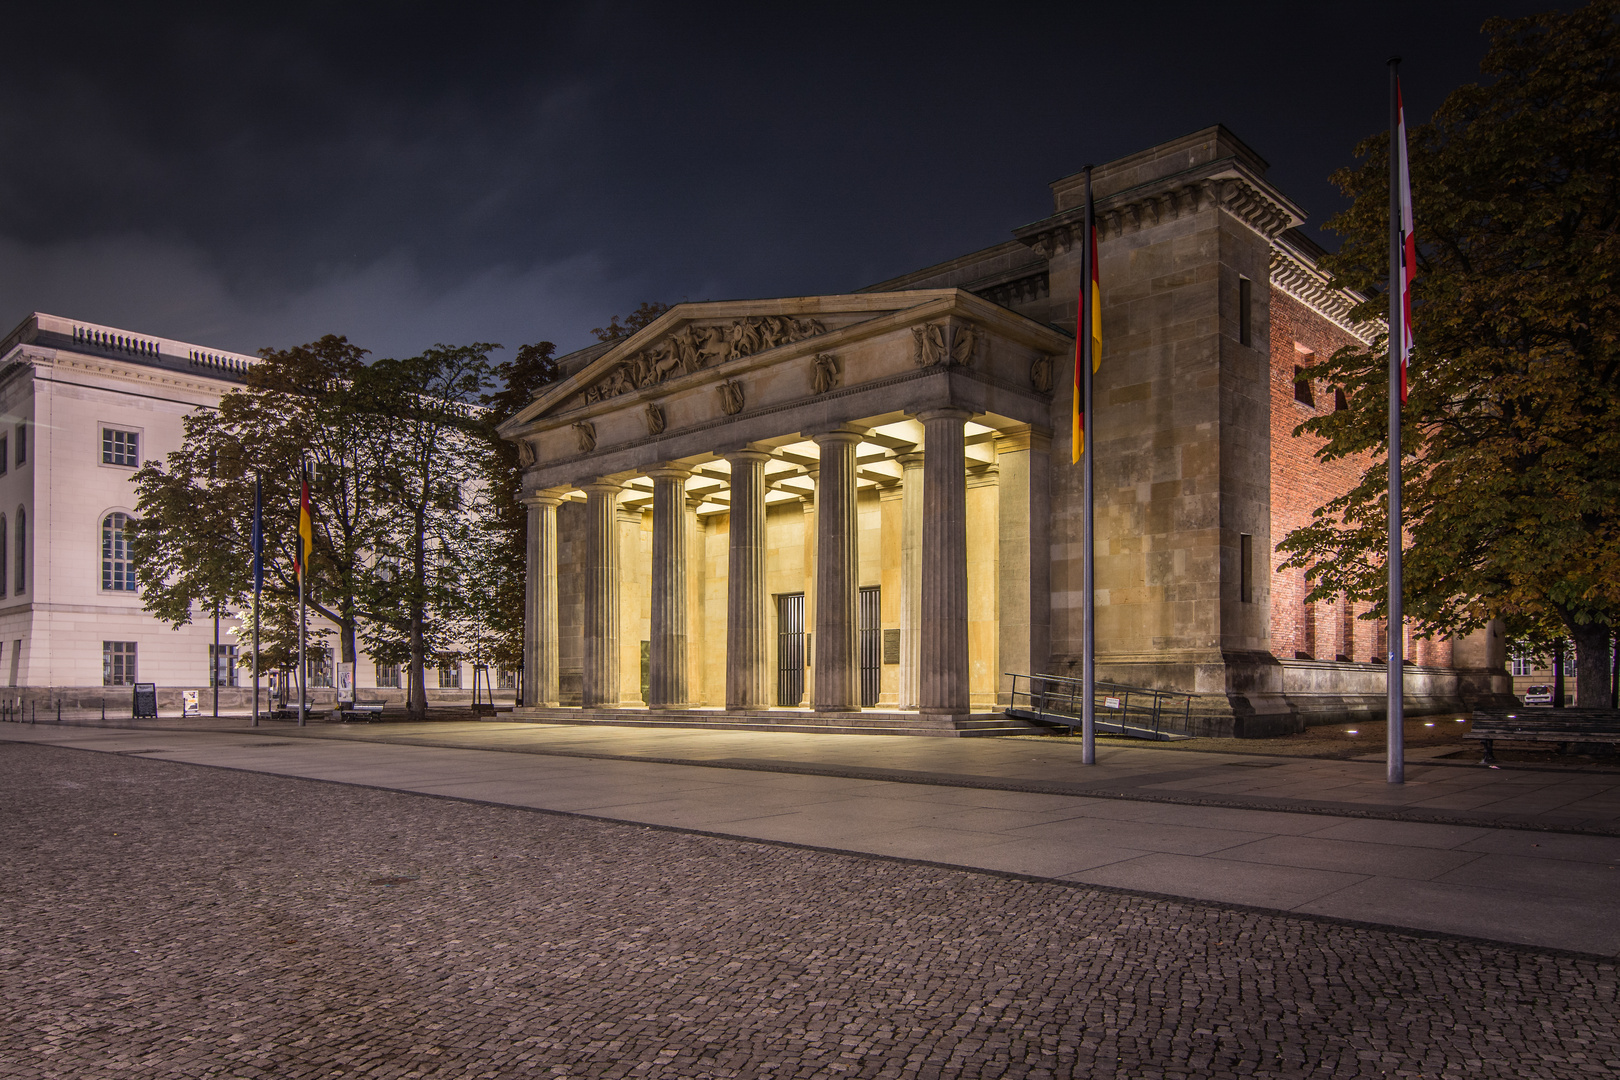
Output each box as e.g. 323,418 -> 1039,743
1277,1 -> 1620,707
129,336 -> 389,685
454,341 -> 561,685
360,344 -> 499,717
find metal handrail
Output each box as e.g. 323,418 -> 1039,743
1003,671 -> 1197,740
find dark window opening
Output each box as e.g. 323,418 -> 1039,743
1239,534 -> 1253,604
1238,278 -> 1253,346
1335,387 -> 1349,411
1293,365 -> 1314,406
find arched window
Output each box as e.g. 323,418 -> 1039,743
102,512 -> 135,592
14,506 -> 24,595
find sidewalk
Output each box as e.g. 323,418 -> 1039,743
6,717 -> 1619,957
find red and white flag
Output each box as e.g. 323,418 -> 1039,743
1395,80 -> 1415,404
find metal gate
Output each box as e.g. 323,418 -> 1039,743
777,593 -> 805,706
859,586 -> 881,708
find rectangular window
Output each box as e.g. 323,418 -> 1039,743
437,662 -> 461,689
1238,278 -> 1253,346
0,436 -> 8,475
15,422 -> 24,466
1239,534 -> 1254,604
1334,387 -> 1349,412
102,513 -> 135,591
1293,365 -> 1314,406
103,641 -> 137,686
375,662 -> 400,688
102,428 -> 139,467
1511,654 -> 1534,677
496,668 -> 516,690
306,647 -> 333,688
210,644 -> 239,687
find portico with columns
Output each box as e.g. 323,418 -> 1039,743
500,125 -> 1512,737
499,291 -> 1065,733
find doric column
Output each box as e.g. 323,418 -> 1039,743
801,465 -> 818,704
725,449 -> 772,710
966,461 -> 1000,708
522,491 -> 564,707
919,408 -> 971,715
581,480 -> 622,708
648,465 -> 692,708
813,429 -> 861,711
897,450 -> 924,710
994,426 -> 1051,704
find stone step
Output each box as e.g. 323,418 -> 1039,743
506,707 -> 1043,738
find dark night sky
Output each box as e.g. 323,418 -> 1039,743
0,1 -> 1559,361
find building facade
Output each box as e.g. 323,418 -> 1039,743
500,127 -> 1511,736
0,313 -> 499,708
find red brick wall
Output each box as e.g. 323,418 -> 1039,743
1268,291 -> 1378,662
1268,292 -> 1456,668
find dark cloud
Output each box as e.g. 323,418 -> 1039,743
0,1 -> 1557,358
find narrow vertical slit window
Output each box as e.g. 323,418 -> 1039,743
1239,534 -> 1253,604
1238,278 -> 1253,346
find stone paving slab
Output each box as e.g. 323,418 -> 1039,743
5,723 -> 1619,957
5,741 -> 1618,1079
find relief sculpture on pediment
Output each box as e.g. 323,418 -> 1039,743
581,315 -> 827,405
912,321 -> 978,369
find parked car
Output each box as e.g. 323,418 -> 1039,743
1523,684 -> 1554,706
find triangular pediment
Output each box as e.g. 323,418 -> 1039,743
499,294 -> 950,434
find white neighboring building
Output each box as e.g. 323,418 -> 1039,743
0,312 -> 500,707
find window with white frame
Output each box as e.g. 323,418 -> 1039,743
102,513 -> 135,591
102,427 -> 139,467
375,662 -> 400,688
496,669 -> 516,690
306,647 -> 333,688
210,644 -> 239,687
437,661 -> 461,689
103,641 -> 137,686
1511,653 -> 1534,677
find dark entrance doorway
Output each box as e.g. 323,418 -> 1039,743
859,586 -> 881,708
777,592 -> 805,706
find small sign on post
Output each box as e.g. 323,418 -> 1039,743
1104,696 -> 1122,710
132,683 -> 158,719
181,689 -> 200,717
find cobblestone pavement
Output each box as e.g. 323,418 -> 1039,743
3,743 -> 1617,1079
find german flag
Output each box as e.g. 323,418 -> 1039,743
295,472 -> 313,580
1072,178 -> 1101,463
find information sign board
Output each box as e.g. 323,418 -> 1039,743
133,683 -> 158,718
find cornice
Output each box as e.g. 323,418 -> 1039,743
1014,158 -> 1306,257
1268,238 -> 1379,346
25,349 -> 239,399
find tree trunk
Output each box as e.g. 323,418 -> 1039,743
406,513 -> 428,719
1552,640 -> 1566,708
1570,621 -> 1609,709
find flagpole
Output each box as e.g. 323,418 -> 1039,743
1081,165 -> 1097,766
1387,57 -> 1405,784
252,474 -> 261,728
298,461 -> 307,729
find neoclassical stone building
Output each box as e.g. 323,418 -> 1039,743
499,127 -> 1507,736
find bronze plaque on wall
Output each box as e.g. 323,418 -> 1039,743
882,629 -> 901,664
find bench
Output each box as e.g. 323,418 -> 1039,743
1465,708 -> 1620,765
470,703 -> 515,717
337,704 -> 386,722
